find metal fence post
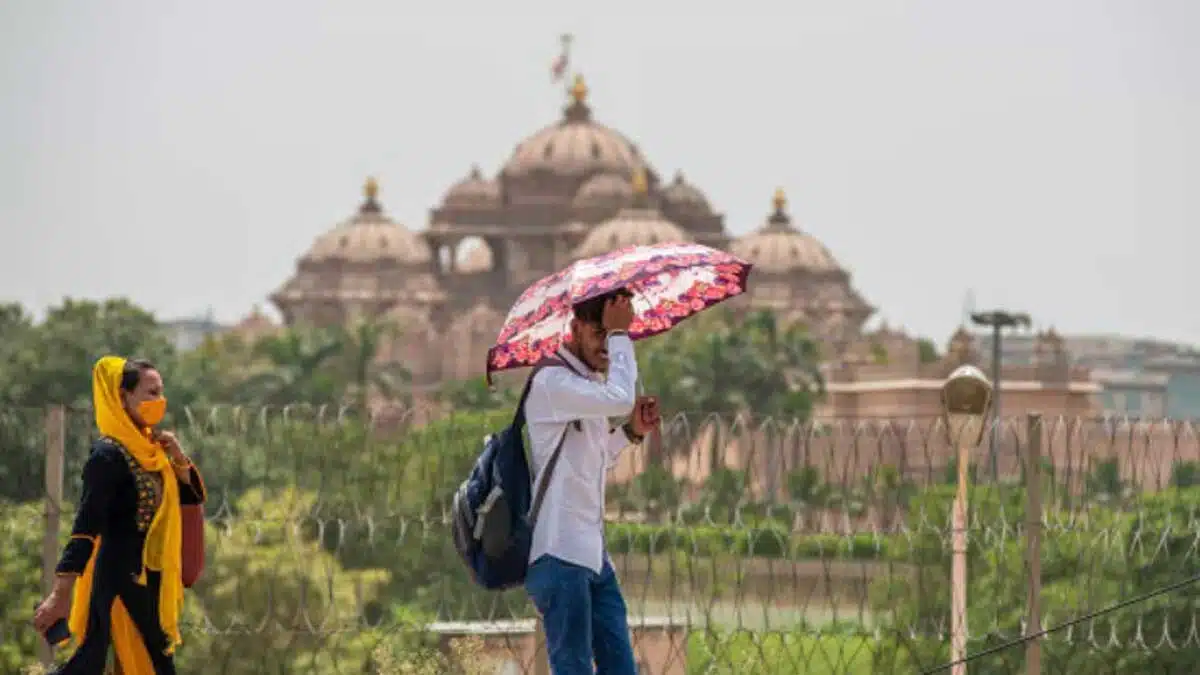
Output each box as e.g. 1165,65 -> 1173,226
40,404 -> 67,666
1024,412 -> 1043,675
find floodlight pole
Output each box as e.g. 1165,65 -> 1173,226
969,310 -> 1031,480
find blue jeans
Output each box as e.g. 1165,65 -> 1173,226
525,555 -> 638,675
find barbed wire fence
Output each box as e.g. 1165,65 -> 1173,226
4,405 -> 1200,674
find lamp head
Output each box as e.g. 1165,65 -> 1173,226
942,365 -> 993,446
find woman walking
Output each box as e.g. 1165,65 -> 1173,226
33,356 -> 206,674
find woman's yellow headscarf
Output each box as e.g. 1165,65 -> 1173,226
68,356 -> 185,670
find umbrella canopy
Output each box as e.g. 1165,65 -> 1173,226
486,242 -> 753,380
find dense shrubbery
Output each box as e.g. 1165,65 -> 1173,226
607,522 -> 891,560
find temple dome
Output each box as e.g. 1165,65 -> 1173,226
574,169 -> 690,258
441,165 -> 501,210
300,178 -> 432,266
501,75 -> 652,180
730,189 -> 841,275
572,173 -> 633,210
660,170 -> 711,214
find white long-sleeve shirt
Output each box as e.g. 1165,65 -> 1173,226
525,334 -> 638,573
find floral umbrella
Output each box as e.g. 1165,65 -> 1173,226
486,242 -> 753,382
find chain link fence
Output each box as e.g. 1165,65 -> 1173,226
3,405 -> 1200,674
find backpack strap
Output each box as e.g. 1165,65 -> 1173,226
521,353 -> 588,527
511,354 -> 587,429
511,359 -> 557,430
529,414 -> 574,529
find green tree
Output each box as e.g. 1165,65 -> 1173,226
639,313 -> 743,417
786,465 -> 830,529
1090,488 -> 1200,672
0,299 -> 178,501
322,410 -> 521,618
739,310 -> 825,420
868,484 -> 1200,674
860,464 -> 914,531
0,303 -> 35,404
335,317 -> 411,411
437,378 -> 519,413
177,488 -> 390,675
698,468 -> 748,523
167,333 -> 260,409
0,407 -> 50,501
183,406 -> 519,622
6,298 -> 176,408
242,327 -> 343,405
638,309 -> 824,463
916,338 -> 939,364
1169,460 -> 1200,488
1084,458 -> 1129,505
628,464 -> 683,521
178,413 -> 382,509
0,501 -> 71,672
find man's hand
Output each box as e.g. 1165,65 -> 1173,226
630,395 -> 661,437
601,295 -> 635,333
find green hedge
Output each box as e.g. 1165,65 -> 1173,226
606,522 -> 894,560
686,628 -> 878,675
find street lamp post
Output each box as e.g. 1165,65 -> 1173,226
942,365 -> 994,675
969,310 -> 1031,480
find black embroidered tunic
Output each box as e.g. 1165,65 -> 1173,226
52,437 -> 205,674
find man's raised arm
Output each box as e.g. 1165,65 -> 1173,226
526,334 -> 638,424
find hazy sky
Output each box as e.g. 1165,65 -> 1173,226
2,0 -> 1196,345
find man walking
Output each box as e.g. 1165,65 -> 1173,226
524,288 -> 660,675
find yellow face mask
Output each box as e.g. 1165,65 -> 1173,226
137,397 -> 167,427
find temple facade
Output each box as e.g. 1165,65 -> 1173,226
819,326 -> 1099,419
257,73 -> 1098,419
266,74 -> 874,387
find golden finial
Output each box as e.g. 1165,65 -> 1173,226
365,176 -> 380,201
630,167 -> 648,196
773,187 -> 787,212
570,74 -> 588,104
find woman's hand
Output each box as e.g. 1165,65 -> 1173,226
157,431 -> 187,465
157,431 -> 193,483
33,576 -> 74,633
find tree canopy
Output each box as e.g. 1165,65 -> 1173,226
637,308 -> 824,420
5,296 -> 1005,674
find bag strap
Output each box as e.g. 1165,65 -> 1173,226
523,353 -> 588,526
510,362 -> 551,430
528,418 -> 571,528
511,354 -> 586,429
